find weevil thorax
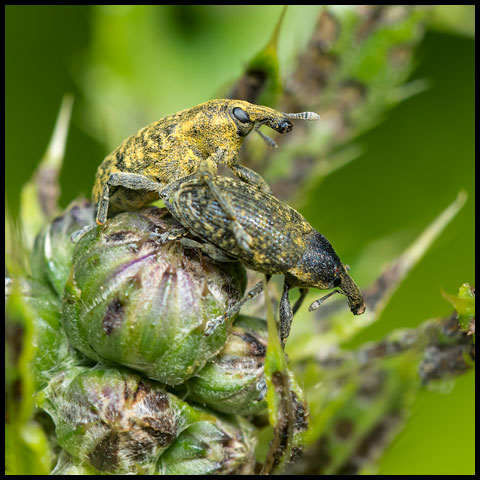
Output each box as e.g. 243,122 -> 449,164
177,100 -> 246,158
287,231 -> 366,315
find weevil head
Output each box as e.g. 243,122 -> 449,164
192,99 -> 292,137
287,231 -> 366,316
228,100 -> 293,134
227,100 -> 321,134
181,100 -> 311,156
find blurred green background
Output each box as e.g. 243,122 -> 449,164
5,5 -> 474,475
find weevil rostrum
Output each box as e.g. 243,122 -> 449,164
72,99 -> 319,243
160,176 -> 366,346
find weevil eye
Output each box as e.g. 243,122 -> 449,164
333,277 -> 341,288
233,107 -> 251,123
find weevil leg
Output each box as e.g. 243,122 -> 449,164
179,237 -> 234,262
204,281 -> 266,336
99,172 -> 165,225
149,227 -> 188,244
197,164 -> 253,253
106,172 -> 164,192
292,287 -> 309,315
159,173 -> 201,203
72,173 -> 165,242
95,183 -> 111,226
229,162 -> 272,193
70,222 -> 97,242
71,182 -> 112,242
279,285 -> 308,346
279,280 -> 294,348
256,377 -> 267,401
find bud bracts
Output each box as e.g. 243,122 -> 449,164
62,207 -> 247,385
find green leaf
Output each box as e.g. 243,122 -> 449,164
261,276 -> 294,474
5,283 -> 53,475
226,6 -> 286,107
441,283 -> 475,334
19,94 -> 73,249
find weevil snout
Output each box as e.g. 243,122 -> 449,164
275,118 -> 293,134
261,109 -> 322,133
251,112 -> 293,134
347,297 -> 366,315
339,273 -> 366,316
308,275 -> 366,316
228,100 -> 320,148
253,115 -> 292,147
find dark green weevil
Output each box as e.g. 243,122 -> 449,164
160,176 -> 366,346
72,99 -> 319,243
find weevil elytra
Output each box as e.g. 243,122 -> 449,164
72,99 -> 319,243
160,176 -> 366,346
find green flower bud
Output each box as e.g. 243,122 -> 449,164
50,408 -> 257,475
27,281 -> 83,391
62,207 -> 247,385
30,199 -> 95,298
51,451 -> 101,475
184,315 -> 268,415
39,365 -> 213,474
6,277 -> 89,392
10,199 -> 96,392
157,414 -> 257,475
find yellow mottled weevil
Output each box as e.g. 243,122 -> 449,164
160,176 -> 365,346
72,99 -> 320,243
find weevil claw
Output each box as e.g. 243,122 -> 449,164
232,223 -> 252,253
70,223 -> 96,243
204,314 -> 226,336
149,228 -> 186,244
256,378 -> 267,401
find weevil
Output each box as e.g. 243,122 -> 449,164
160,176 -> 366,346
72,99 -> 319,243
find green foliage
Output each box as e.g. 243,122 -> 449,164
442,283 -> 475,336
262,277 -> 294,473
227,5 -> 286,107
183,315 -> 268,415
5,286 -> 53,475
5,5 -> 474,475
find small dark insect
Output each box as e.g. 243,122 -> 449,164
72,99 -> 319,243
160,176 -> 365,346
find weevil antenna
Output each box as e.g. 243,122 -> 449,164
284,111 -> 321,121
308,289 -> 345,312
255,123 -> 278,148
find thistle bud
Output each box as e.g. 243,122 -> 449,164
50,451 -> 100,475
62,207 -> 247,385
30,199 -> 95,297
184,315 -> 268,415
20,279 -> 86,391
157,414 -> 257,475
39,365 -> 214,474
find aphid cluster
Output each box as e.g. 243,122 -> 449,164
78,98 -> 365,345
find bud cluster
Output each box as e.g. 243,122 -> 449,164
26,202 -> 307,474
